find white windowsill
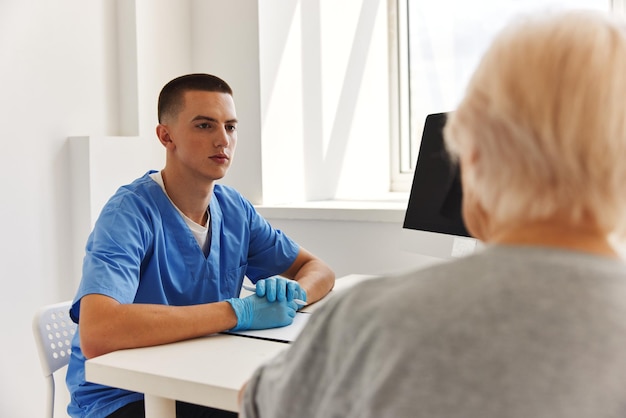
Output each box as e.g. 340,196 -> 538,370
255,193 -> 410,223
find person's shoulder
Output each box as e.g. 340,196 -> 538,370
336,251 -> 494,310
213,184 -> 254,209
213,183 -> 242,198
120,171 -> 159,192
370,251 -> 490,287
316,257 -> 489,333
102,171 -> 162,211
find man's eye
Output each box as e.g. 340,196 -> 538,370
197,123 -> 210,129
227,125 -> 237,132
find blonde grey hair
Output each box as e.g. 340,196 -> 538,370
444,10 -> 626,238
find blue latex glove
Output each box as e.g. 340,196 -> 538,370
255,276 -> 307,304
226,294 -> 298,331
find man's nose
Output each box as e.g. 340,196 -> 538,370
214,127 -> 230,147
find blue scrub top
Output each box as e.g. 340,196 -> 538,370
66,171 -> 299,418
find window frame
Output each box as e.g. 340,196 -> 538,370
389,0 -> 625,193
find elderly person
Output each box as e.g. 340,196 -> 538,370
239,9 -> 626,418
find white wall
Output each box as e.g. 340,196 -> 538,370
0,1 -> 115,416
259,216 -> 444,278
0,1 -> 439,417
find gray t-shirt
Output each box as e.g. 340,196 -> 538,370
242,245 -> 626,418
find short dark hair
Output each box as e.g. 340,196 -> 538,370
157,73 -> 233,123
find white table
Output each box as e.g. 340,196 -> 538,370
86,333 -> 287,417
85,274 -> 378,417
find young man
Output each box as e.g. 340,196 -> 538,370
66,73 -> 335,418
240,10 -> 626,418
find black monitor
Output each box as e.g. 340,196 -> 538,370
403,112 -> 471,238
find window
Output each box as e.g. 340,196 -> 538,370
391,0 -> 617,192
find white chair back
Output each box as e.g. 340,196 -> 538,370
32,300 -> 76,418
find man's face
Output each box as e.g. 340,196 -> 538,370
161,90 -> 238,182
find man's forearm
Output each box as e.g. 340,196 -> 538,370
79,294 -> 238,358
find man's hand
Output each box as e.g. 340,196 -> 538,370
226,295 -> 298,331
255,276 -> 307,304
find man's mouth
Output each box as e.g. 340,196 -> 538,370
210,153 -> 229,163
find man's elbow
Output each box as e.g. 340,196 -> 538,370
321,264 -> 336,291
80,330 -> 111,359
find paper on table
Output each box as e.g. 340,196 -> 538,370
224,312 -> 312,343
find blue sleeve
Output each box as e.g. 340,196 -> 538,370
240,198 -> 299,282
70,192 -> 153,321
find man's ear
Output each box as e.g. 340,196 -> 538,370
156,124 -> 173,148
